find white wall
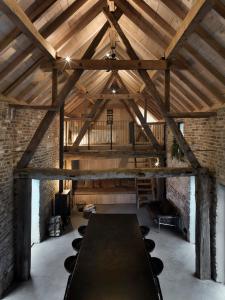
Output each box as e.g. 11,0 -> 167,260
216,183 -> 225,283
31,179 -> 40,245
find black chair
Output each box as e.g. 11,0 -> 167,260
140,225 -> 150,238
144,239 -> 155,253
151,257 -> 164,300
78,225 -> 87,237
64,255 -> 78,274
72,238 -> 83,252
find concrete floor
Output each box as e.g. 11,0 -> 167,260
4,204 -> 225,300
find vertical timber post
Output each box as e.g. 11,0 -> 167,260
14,178 -> 32,281
195,171 -> 212,279
59,104 -> 64,193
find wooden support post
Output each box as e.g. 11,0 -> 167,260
144,96 -> 147,121
195,172 -> 212,279
59,104 -> 64,192
14,178 -> 32,281
165,68 -> 170,112
52,68 -> 58,104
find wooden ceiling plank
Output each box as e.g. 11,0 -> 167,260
103,7 -> 201,169
0,0 -> 57,53
213,0 -> 225,19
0,0 -> 89,87
114,0 -> 167,49
160,0 -> 187,19
178,54 -> 225,104
185,44 -> 225,86
0,0 -> 56,59
16,8 -> 123,169
165,0 -> 213,58
173,70 -> 214,107
3,57 -> 45,96
195,27 -> 225,60
131,0 -> 175,37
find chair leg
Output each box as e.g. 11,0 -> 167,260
155,276 -> 163,300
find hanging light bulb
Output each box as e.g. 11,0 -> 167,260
112,88 -> 116,94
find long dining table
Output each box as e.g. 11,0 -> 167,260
65,214 -> 160,300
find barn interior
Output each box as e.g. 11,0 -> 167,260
0,0 -> 225,299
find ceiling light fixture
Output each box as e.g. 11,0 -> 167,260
112,88 -> 116,94
65,56 -> 71,63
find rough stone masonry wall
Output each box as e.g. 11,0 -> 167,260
166,107 -> 225,277
0,102 -> 59,297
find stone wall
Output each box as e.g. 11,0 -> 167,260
0,102 -> 59,297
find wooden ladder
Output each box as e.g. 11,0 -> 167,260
133,158 -> 156,208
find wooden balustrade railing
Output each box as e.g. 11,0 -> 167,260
64,119 -> 165,148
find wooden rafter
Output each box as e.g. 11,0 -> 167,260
0,0 -> 89,94
0,0 -> 57,53
0,0 -> 57,59
16,9 -> 123,169
103,7 -> 201,169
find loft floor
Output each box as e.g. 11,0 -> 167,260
4,204 -> 225,300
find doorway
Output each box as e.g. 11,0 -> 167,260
216,183 -> 225,284
31,179 -> 40,245
189,176 -> 196,244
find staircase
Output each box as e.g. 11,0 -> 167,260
128,158 -> 156,208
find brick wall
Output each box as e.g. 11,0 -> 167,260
0,102 -> 59,297
166,107 -> 225,275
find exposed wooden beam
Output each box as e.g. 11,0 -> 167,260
165,0 -> 213,57
64,149 -> 165,159
8,104 -> 59,111
114,0 -> 167,49
16,9 -> 123,169
87,93 -> 144,100
195,172 -> 212,279
0,0 -> 88,85
42,59 -> 169,71
72,99 -> 107,148
165,69 -> 170,112
0,0 -> 56,59
14,167 -> 199,180
129,99 -> 162,150
167,112 -> 217,118
103,7 -> 201,168
0,0 -> 57,53
131,0 -> 175,37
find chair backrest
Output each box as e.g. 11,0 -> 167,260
78,225 -> 87,237
151,257 -> 164,276
140,225 -> 150,237
72,238 -> 83,252
64,255 -> 77,274
144,239 -> 155,253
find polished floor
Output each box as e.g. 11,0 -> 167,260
4,204 -> 225,300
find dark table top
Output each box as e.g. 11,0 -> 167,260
66,214 -> 159,300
